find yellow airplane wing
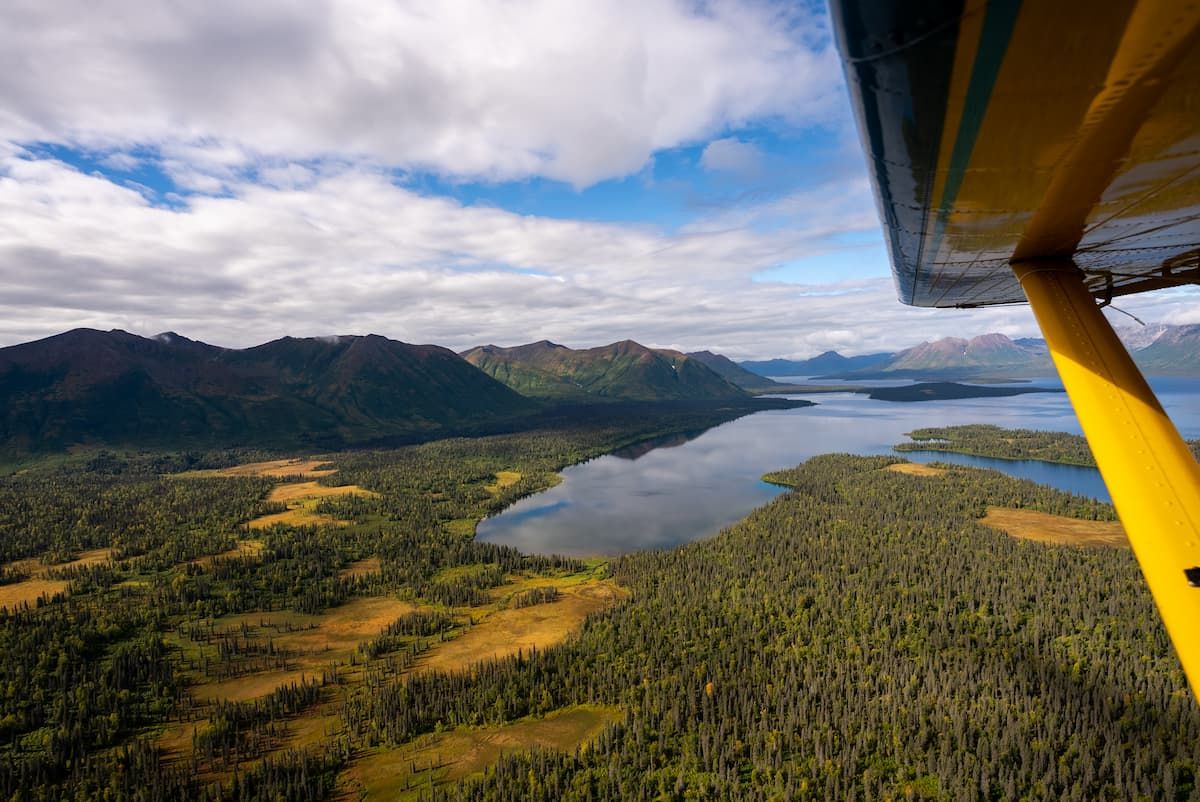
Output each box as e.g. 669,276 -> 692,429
830,0 -> 1200,696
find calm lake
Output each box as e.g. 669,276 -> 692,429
476,377 -> 1200,556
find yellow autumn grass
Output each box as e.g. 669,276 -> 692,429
886,462 -> 947,477
339,706 -> 622,802
0,548 -> 114,611
980,506 -> 1127,548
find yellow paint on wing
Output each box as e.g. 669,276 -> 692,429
1016,261 -> 1200,698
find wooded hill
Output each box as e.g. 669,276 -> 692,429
0,330 -> 790,457
0,329 -> 537,453
461,340 -> 747,402
684,350 -> 792,393
2,434 -> 1195,800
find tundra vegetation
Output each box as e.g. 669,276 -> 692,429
0,417 -> 1196,801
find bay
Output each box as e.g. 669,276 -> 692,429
477,378 -> 1200,556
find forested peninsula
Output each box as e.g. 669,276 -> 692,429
897,423 -> 1200,466
1,415 -> 1196,800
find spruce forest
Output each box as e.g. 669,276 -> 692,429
0,412 -> 1196,801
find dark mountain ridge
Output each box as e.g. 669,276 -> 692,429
0,329 -> 537,453
683,351 -> 790,392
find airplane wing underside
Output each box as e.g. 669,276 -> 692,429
831,0 -> 1200,698
832,0 -> 1200,308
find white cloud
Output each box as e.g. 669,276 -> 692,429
700,137 -> 763,176
100,152 -> 141,171
4,149 -> 1196,359
0,0 -> 840,187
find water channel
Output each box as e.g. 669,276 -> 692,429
476,377 -> 1200,556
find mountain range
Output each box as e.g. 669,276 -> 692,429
1119,324 -> 1200,375
461,340 -> 747,401
0,329 -> 537,453
741,325 -> 1200,380
741,351 -> 893,378
5,324 -> 1197,456
0,330 -> 766,456
682,351 -> 792,393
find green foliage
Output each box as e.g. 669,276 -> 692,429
462,340 -> 748,401
0,404 -> 760,799
513,587 -> 560,608
408,456 -> 1193,801
897,423 -> 1200,465
3,416 -> 1196,801
0,329 -> 537,454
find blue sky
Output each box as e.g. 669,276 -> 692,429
0,0 -> 1195,358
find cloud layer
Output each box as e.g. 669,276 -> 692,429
1,0 -> 838,187
6,148 -> 1193,359
2,1 -> 1196,358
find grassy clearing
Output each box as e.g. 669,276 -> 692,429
980,506 -> 1127,548
483,470 -> 522,495
193,539 -> 264,567
246,481 -> 376,529
4,547 -> 116,577
418,578 -> 624,675
170,569 -> 618,784
157,684 -> 345,783
214,596 -> 419,660
176,456 -> 373,528
183,595 -> 420,702
338,705 -> 622,802
442,518 -> 477,537
0,578 -> 69,611
339,556 -> 382,579
179,458 -> 337,479
267,481 -> 376,503
886,462 -> 947,477
0,548 -> 115,611
246,507 -> 344,529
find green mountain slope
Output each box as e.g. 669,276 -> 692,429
461,340 -> 748,401
684,351 -> 788,392
0,329 -> 537,453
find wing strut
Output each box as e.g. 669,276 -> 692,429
1013,259 -> 1200,696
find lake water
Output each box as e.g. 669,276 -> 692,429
476,378 -> 1200,556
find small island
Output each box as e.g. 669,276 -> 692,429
896,423 -> 1200,464
866,381 -> 1061,403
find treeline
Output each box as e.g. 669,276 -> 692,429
7,414 -> 1197,800
399,456 -> 1195,801
897,423 -> 1200,466
0,469 -> 271,566
0,408 -> 750,799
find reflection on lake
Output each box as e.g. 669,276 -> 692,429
476,378 -> 1200,556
